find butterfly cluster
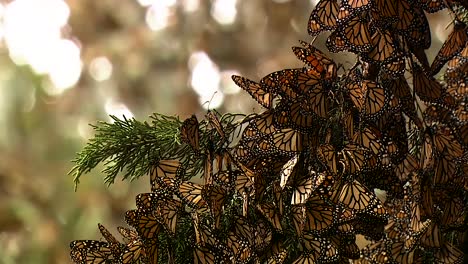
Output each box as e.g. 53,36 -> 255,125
70,1 -> 468,263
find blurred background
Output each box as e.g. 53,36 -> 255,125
0,0 -> 452,263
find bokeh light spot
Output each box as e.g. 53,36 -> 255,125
104,100 -> 134,121
211,0 -> 237,25
48,40 -> 82,91
145,2 -> 175,31
89,56 -> 113,82
189,51 -> 221,99
182,0 -> 200,12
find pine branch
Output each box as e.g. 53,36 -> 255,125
69,114 -> 188,189
69,112 -> 247,190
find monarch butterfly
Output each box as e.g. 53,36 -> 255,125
192,215 -> 229,257
362,80 -> 388,119
204,185 -> 227,229
271,181 -> 284,215
266,248 -> 288,264
394,154 -> 419,181
273,101 -> 294,130
340,143 -> 370,175
233,140 -> 256,165
260,69 -> 300,100
459,123 -> 468,147
284,101 -> 316,133
213,170 -> 237,190
440,196 -> 465,229
124,210 -> 162,240
338,180 -> 386,217
383,75 -> 422,127
420,132 -> 434,172
154,199 -> 182,236
406,209 -> 431,250
234,167 -> 255,193
232,75 -> 273,108
117,226 -> 139,245
433,154 -> 456,184
304,83 -> 331,119
433,21 -> 468,73
142,238 -> 159,264
269,128 -> 303,153
226,232 -> 255,263
257,203 -> 283,231
150,159 -> 183,193
390,241 -> 424,264
308,14 -> 325,36
371,0 -> 398,25
254,110 -> 278,135
291,205 -> 306,235
253,219 -> 274,252
431,126 -> 464,158
279,155 -> 299,189
206,110 -> 226,141
362,29 -> 402,64
412,63 -> 445,103
342,0 -> 371,10
240,122 -> 264,142
347,79 -> 388,119
402,4 -> 431,50
317,144 -> 340,175
193,245 -> 216,264
326,30 -> 348,53
97,223 -> 124,258
297,236 -> 339,263
119,239 -> 147,264
310,0 -> 339,31
302,195 -> 337,234
70,240 -> 112,264
178,181 -> 206,208
352,126 -> 382,155
291,174 -> 315,205
395,0 -> 414,31
419,0 -> 447,12
292,40 -> 337,79
295,69 -> 325,98
231,216 -> 255,243
445,49 -> 468,80
342,108 -> 356,140
433,242 -> 464,264
180,115 -> 200,153
338,13 -> 373,53
330,234 -> 360,260
453,103 -> 468,124
136,191 -> 171,213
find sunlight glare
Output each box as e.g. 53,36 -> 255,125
146,2 -> 175,31
182,0 -> 200,12
189,52 -> 221,98
104,100 -> 134,121
211,0 -> 237,25
89,56 -> 113,82
3,0 -> 81,93
48,40 -> 82,92
137,0 -> 176,7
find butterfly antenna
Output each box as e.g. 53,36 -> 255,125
202,91 -> 218,111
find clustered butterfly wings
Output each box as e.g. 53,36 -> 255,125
71,0 -> 468,263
